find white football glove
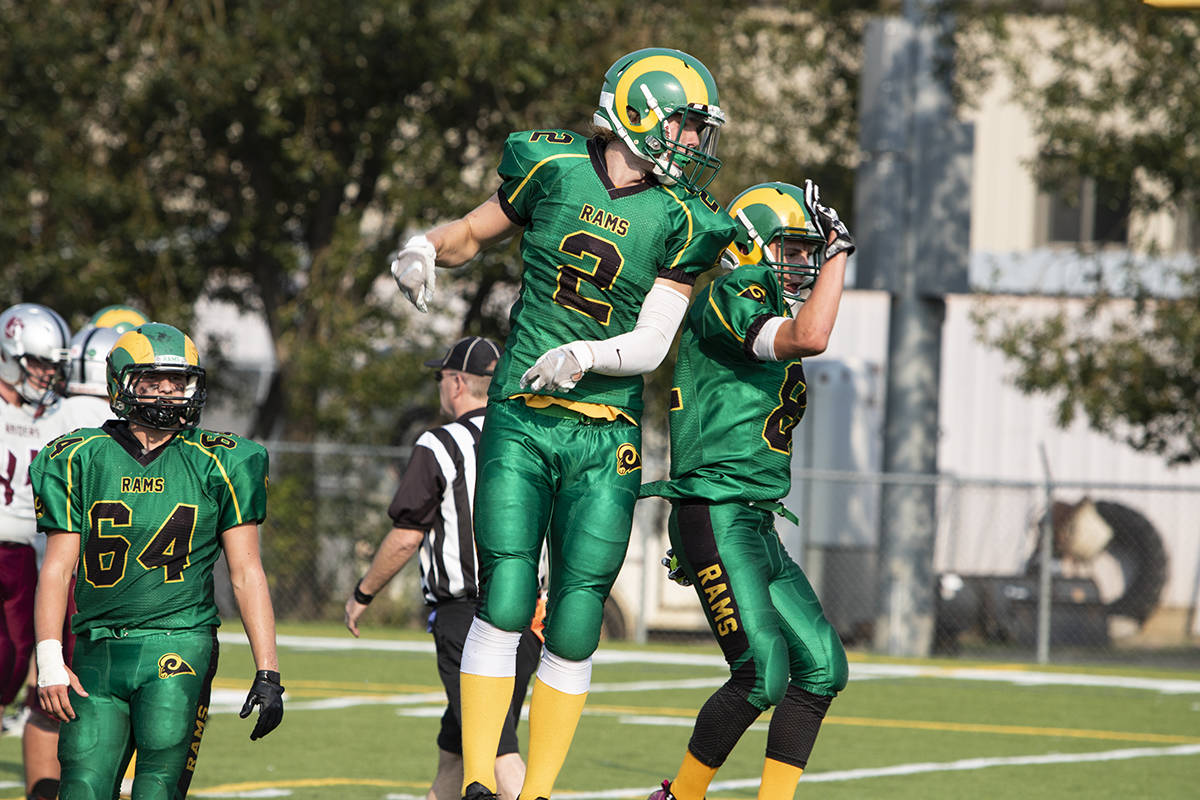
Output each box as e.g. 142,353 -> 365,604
390,234 -> 437,312
520,341 -> 595,392
803,179 -> 855,259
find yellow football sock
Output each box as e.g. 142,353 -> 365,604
517,677 -> 588,800
670,750 -> 718,800
756,757 -> 804,800
460,672 -> 515,793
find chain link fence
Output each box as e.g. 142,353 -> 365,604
238,441 -> 1200,667
773,469 -> 1200,666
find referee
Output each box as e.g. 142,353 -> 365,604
345,336 -> 542,800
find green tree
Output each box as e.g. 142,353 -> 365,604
951,1 -> 1200,464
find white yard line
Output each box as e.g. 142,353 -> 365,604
191,744 -> 1200,798
552,744 -> 1200,799
222,632 -> 1200,695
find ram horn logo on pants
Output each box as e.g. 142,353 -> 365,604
616,443 -> 641,475
158,653 -> 196,679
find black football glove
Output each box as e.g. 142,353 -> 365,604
239,669 -> 284,741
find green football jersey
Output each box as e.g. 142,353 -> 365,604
30,421 -> 269,636
491,129 -> 737,419
662,264 -> 806,503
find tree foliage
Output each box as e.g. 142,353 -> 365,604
953,0 -> 1200,464
2,1 -> 886,440
2,0 -> 886,615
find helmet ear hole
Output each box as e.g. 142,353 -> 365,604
626,107 -> 641,125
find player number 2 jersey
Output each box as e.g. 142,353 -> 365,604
30,421 -> 269,636
663,264 -> 806,503
491,130 -> 736,418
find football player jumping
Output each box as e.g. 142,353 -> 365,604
641,181 -> 855,800
31,322 -> 284,798
390,48 -> 737,800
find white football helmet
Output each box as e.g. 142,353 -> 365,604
68,324 -> 124,397
0,303 -> 71,406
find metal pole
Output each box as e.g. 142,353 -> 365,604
1036,444 -> 1055,664
859,1 -> 970,657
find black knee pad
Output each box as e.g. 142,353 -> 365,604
688,681 -> 763,767
765,685 -> 834,768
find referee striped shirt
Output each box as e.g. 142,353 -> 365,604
387,407 -> 485,605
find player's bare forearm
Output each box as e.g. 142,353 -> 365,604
774,250 -> 847,360
224,524 -> 280,672
426,194 -> 518,267
233,565 -> 279,672
345,527 -> 422,637
34,532 -> 78,643
359,527 -> 424,596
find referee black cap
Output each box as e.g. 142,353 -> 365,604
424,336 -> 502,376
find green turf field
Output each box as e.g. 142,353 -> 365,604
1,622 -> 1196,799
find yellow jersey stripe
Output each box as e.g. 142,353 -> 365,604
507,154 -> 590,204
661,185 -> 695,271
180,439 -> 243,524
62,434 -> 110,533
706,281 -> 743,343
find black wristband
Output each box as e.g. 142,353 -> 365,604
256,669 -> 282,684
353,579 -> 375,605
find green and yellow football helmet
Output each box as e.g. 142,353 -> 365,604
89,304 -> 149,335
593,47 -> 724,193
725,182 -> 827,301
106,322 -> 207,430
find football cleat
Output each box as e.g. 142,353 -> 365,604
648,779 -> 678,800
462,782 -> 500,800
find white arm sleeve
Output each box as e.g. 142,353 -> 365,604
751,315 -> 788,362
584,282 -> 691,376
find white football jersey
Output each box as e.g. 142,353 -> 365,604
0,395 -> 102,544
60,395 -> 113,429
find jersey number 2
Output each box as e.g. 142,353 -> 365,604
85,502 -> 197,588
554,231 -> 623,325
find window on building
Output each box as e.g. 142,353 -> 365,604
1043,175 -> 1131,246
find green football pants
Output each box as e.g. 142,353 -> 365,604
59,628 -> 218,800
669,501 -> 848,707
474,398 -> 642,661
